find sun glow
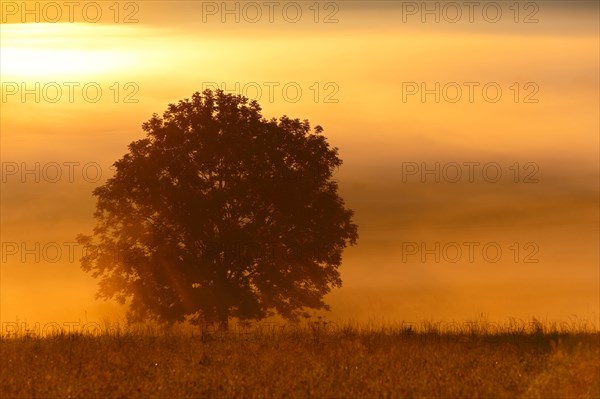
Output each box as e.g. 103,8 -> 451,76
0,23 -> 138,78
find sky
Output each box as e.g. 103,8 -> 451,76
1,1 -> 598,330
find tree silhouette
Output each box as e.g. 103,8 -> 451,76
78,89 -> 358,330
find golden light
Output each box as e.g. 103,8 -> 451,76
0,23 -> 138,79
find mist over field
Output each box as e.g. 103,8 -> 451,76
1,2 -> 599,398
1,0 -> 598,329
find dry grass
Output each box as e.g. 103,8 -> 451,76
1,318 -> 598,398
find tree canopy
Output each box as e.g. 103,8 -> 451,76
78,89 -> 358,329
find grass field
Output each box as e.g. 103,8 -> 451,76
1,318 -> 598,399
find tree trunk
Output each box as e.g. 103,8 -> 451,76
215,260 -> 230,331
217,304 -> 229,331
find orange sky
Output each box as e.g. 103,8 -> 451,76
1,1 -> 598,330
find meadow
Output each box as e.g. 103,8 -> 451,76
1,318 -> 598,399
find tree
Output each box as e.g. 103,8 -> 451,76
77,89 -> 358,330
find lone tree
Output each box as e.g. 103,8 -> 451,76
78,89 -> 358,330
